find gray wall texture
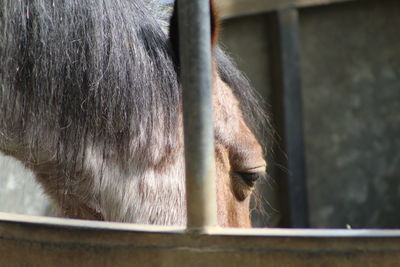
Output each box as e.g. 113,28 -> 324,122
0,154 -> 51,216
301,1 -> 400,228
221,0 -> 400,228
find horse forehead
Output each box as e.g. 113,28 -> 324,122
212,75 -> 265,168
212,76 -> 255,140
213,76 -> 240,107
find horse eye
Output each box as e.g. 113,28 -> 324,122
235,171 -> 266,187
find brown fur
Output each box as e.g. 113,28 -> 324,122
213,72 -> 266,227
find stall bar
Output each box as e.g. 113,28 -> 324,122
178,0 -> 217,231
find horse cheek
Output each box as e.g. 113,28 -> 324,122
215,143 -> 251,228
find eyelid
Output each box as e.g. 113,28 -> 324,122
237,165 -> 266,173
235,171 -> 266,187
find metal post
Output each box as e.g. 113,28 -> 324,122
178,0 -> 217,231
269,8 -> 309,228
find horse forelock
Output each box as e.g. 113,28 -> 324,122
1,0 -> 180,166
1,0 -> 185,223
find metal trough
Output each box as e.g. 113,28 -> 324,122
2,213 -> 400,266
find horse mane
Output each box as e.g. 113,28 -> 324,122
1,0 -> 178,170
0,0 -> 268,173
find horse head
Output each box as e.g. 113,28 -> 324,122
0,0 -> 268,227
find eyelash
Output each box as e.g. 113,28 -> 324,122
235,171 -> 266,187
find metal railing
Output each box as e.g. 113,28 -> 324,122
178,0 -> 217,231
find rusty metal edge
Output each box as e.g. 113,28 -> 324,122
2,212 -> 400,238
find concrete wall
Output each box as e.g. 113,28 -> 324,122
220,0 -> 400,228
300,0 -> 400,228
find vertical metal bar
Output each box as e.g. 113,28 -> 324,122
178,0 -> 217,231
268,8 -> 309,228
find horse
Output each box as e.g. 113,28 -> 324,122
0,0 -> 268,227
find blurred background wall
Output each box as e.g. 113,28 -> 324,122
0,155 -> 51,216
220,0 -> 400,228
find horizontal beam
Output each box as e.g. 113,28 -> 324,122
3,213 -> 400,266
217,0 -> 359,19
2,212 -> 400,237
